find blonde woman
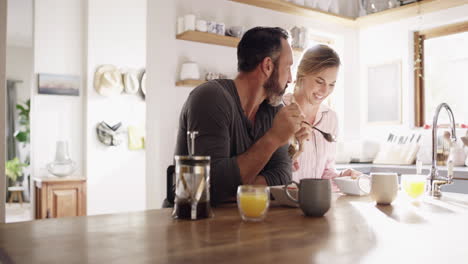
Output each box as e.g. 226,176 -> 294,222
284,45 -> 361,183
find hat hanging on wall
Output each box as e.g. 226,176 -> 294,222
123,69 -> 140,94
140,70 -> 147,97
137,70 -> 146,100
94,65 -> 124,97
96,121 -> 125,146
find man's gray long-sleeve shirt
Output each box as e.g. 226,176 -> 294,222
174,79 -> 292,205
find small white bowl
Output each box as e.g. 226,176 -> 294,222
269,185 -> 299,207
333,176 -> 369,196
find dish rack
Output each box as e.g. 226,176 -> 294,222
373,133 -> 421,165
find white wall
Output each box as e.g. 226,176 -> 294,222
6,46 -> 33,103
33,0 -> 84,181
1,0 -> 8,223
146,0 -> 359,209
31,0 -> 147,216
6,0 -> 33,47
86,0 -> 146,215
358,5 -> 468,143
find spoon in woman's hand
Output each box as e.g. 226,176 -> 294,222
301,121 -> 337,143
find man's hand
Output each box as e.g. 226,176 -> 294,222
290,124 -> 312,161
268,102 -> 304,146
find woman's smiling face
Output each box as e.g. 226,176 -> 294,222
298,66 -> 339,106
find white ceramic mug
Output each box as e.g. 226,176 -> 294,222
180,62 -> 200,80
215,22 -> 225,36
226,26 -> 244,38
207,21 -> 217,34
184,14 -> 196,32
177,17 -> 185,34
196,19 -> 207,32
358,173 -> 398,205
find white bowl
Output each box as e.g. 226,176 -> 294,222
269,185 -> 299,207
333,176 -> 369,196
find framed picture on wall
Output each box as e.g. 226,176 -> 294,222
38,73 -> 80,96
366,61 -> 402,125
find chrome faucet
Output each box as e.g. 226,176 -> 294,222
428,103 -> 457,198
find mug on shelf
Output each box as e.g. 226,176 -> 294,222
226,26 -> 244,38
196,19 -> 207,32
177,17 -> 184,34
215,22 -> 225,36
184,14 -> 196,31
180,62 -> 200,81
207,21 -> 217,34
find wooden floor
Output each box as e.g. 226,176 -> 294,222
5,203 -> 32,223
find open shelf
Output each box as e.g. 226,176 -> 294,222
176,30 -> 306,56
175,79 -> 207,87
229,0 -> 467,28
229,0 -> 356,27
355,0 -> 467,27
176,31 -> 240,48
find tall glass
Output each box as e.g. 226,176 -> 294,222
237,185 -> 270,222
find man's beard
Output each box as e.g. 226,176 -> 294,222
264,65 -> 287,106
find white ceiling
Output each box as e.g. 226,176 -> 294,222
7,0 -> 33,47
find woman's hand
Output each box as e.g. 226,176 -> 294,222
292,160 -> 300,172
340,168 -> 362,179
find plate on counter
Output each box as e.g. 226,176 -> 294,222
333,176 -> 370,196
269,185 -> 299,207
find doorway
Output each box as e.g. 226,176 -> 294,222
5,0 -> 33,223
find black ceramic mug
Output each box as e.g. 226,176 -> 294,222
284,179 -> 331,217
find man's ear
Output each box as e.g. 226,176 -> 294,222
260,57 -> 274,78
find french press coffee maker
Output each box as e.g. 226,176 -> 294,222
172,131 -> 212,220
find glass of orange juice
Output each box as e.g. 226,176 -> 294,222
401,174 -> 426,200
237,185 -> 270,221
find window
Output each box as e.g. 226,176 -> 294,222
414,21 -> 468,126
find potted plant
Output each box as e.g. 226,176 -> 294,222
15,99 -> 30,145
13,99 -> 31,187
6,157 -> 27,186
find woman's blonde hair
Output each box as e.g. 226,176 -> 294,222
295,45 -> 341,90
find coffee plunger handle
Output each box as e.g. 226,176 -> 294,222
187,131 -> 199,156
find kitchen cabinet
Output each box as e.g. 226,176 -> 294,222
34,177 -> 86,219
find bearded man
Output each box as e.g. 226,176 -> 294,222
174,27 -> 309,205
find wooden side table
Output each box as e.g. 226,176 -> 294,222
33,176 -> 87,219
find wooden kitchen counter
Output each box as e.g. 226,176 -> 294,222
2,192 -> 468,263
